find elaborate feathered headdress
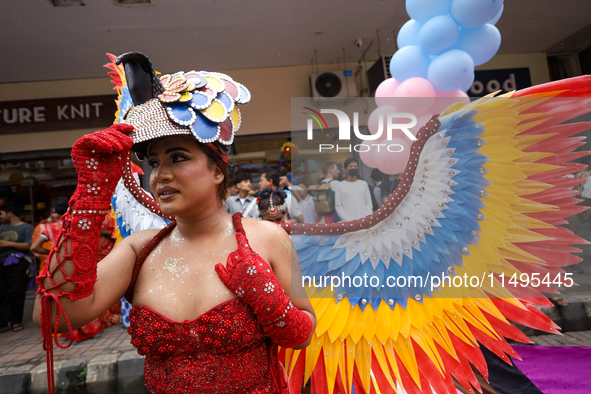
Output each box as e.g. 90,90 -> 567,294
105,52 -> 250,162
104,52 -> 251,221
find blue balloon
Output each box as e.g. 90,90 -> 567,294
427,49 -> 475,92
406,0 -> 452,23
397,19 -> 422,48
460,72 -> 475,93
450,0 -> 503,29
455,24 -> 501,66
418,15 -> 459,55
488,3 -> 503,25
389,46 -> 431,82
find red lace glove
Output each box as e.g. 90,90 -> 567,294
215,216 -> 313,348
36,124 -> 133,394
37,123 -> 134,300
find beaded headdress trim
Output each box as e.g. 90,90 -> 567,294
260,192 -> 287,218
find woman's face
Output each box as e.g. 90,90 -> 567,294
262,211 -> 286,224
49,209 -> 60,222
148,136 -> 223,217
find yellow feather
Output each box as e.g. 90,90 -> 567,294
355,340 -> 373,393
375,301 -> 392,345
327,300 -> 350,342
341,303 -> 361,340
392,333 -> 421,389
409,326 -> 444,375
384,338 -> 403,389
304,335 -> 324,384
316,298 -> 342,338
323,335 -> 340,394
372,341 -> 397,389
397,304 -> 412,339
349,305 -> 369,344
362,307 -> 378,344
345,337 -> 356,393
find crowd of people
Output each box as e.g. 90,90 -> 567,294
225,159 -> 401,224
0,156 -> 399,335
0,196 -> 120,339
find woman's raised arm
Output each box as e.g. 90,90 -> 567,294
33,124 -> 136,335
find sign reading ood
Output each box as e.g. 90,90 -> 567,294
0,95 -> 117,135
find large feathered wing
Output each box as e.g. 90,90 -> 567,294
284,76 -> 591,394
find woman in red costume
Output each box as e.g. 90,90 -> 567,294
30,197 -> 69,272
33,52 -> 316,394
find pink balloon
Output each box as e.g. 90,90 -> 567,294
369,107 -> 426,140
393,77 -> 436,115
375,78 -> 401,107
431,90 -> 470,114
368,106 -> 395,135
375,137 -> 412,175
359,146 -> 378,168
359,133 -> 387,169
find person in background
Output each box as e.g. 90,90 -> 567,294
334,158 -> 373,222
258,188 -> 289,224
296,181 -> 318,224
316,162 -> 340,224
225,173 -> 259,219
0,202 -> 34,332
279,173 -> 302,201
31,197 -> 69,271
321,162 -> 340,185
260,169 -> 304,223
225,179 -> 239,200
380,173 -> 401,205
370,169 -> 384,210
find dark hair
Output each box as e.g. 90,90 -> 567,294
261,169 -> 281,188
1,202 -> 23,217
52,196 -> 70,216
323,162 -> 337,175
344,158 -> 358,169
258,187 -> 287,216
297,179 -> 310,187
232,173 -> 252,186
199,143 -> 229,205
370,169 -> 383,182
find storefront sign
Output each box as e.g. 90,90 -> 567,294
469,67 -> 532,97
0,95 -> 117,135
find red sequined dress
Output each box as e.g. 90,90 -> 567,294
125,214 -> 289,394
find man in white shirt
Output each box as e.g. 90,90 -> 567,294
224,173 -> 259,219
334,158 -> 373,222
296,182 -> 318,223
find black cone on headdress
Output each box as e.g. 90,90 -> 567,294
116,52 -> 165,105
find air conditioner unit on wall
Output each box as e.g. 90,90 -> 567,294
310,70 -> 357,99
366,56 -> 392,97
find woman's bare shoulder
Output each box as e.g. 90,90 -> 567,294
119,228 -> 162,255
241,218 -> 292,267
241,217 -> 289,241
